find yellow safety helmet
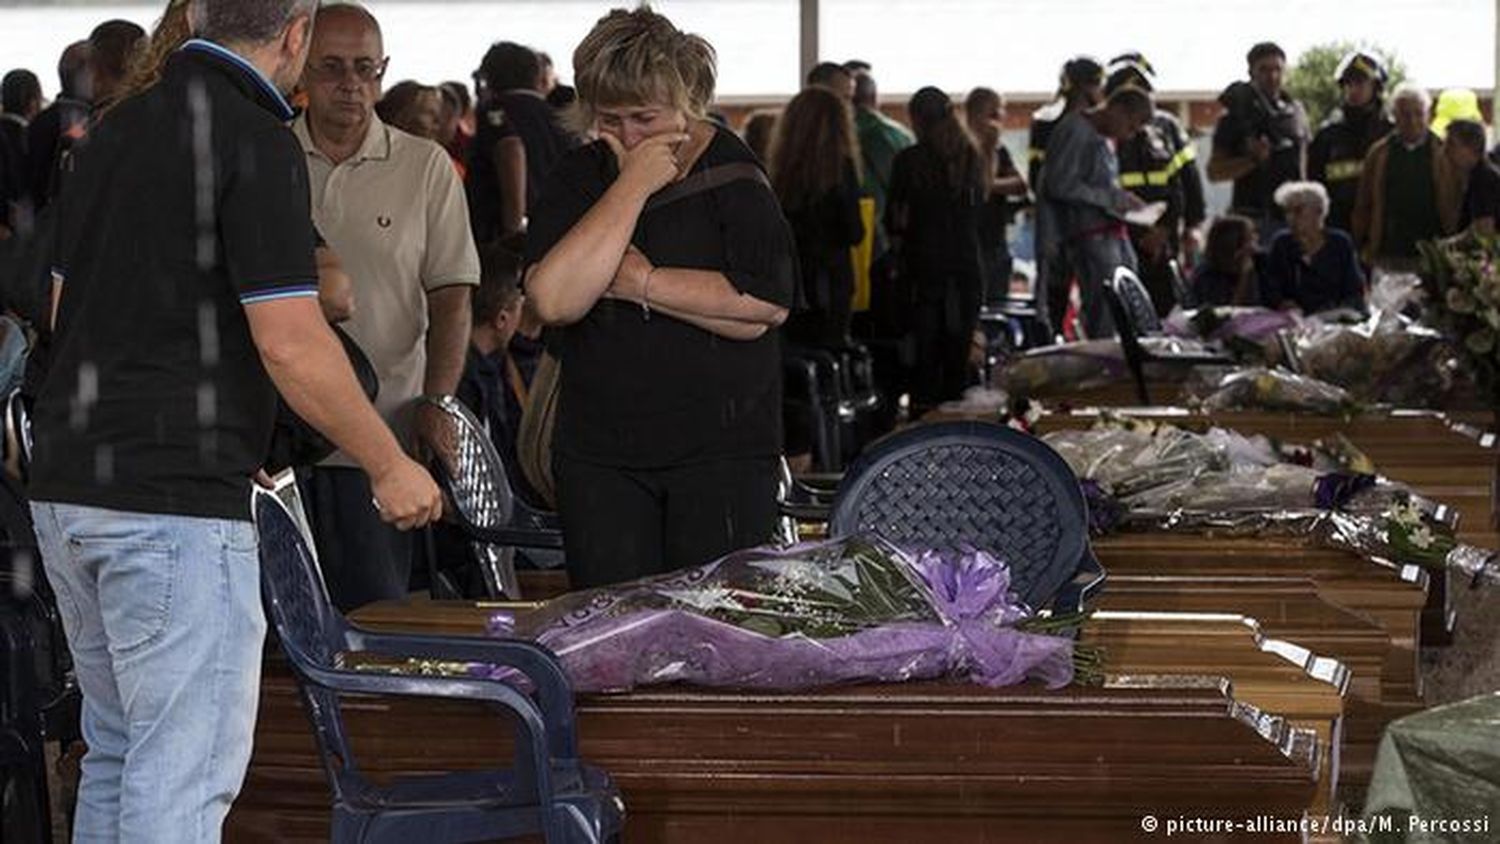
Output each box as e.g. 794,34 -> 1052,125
1431,88 -> 1483,137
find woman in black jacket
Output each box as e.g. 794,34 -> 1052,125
769,85 -> 865,349
887,87 -> 988,414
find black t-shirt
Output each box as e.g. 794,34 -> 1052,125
887,142 -> 985,280
1213,84 -> 1308,218
468,89 -> 577,244
978,145 -> 1022,253
1461,160 -> 1500,231
29,41 -> 319,520
524,127 -> 796,468
782,159 -> 864,313
25,97 -> 90,214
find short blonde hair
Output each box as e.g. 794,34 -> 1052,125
572,6 -> 716,126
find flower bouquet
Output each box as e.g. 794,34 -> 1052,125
1187,367 -> 1361,416
1285,311 -> 1457,407
1042,419 -> 1498,584
1163,306 -> 1300,361
488,538 -> 1084,694
1419,233 -> 1500,407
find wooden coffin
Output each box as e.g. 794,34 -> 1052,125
228,602 -> 1326,844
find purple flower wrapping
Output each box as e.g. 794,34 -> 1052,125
488,538 -> 1075,693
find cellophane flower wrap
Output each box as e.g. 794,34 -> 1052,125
1043,417 -> 1499,586
1188,367 -> 1362,416
495,538 -> 1077,693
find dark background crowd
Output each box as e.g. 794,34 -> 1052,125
6,26 -> 1500,481
5,6 -> 1500,840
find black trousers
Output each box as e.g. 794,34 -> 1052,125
553,454 -> 780,589
911,272 -> 982,413
297,466 -> 415,612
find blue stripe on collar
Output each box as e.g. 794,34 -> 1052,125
179,39 -> 294,121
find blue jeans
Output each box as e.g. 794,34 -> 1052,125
30,502 -> 266,844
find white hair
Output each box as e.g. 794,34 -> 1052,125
1273,180 -> 1329,221
1391,84 -> 1432,114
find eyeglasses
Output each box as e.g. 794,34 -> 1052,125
307,57 -> 389,83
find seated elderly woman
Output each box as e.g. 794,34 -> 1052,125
1263,181 -> 1366,314
1190,214 -> 1265,307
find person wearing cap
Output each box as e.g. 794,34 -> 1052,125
1038,86 -> 1154,338
1308,52 -> 1393,234
1029,56 -> 1104,335
1208,42 -> 1309,245
1106,52 -> 1206,316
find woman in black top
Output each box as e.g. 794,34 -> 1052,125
769,86 -> 865,349
525,8 -> 795,588
965,87 -> 1029,306
1190,215 -> 1265,307
887,87 -> 988,414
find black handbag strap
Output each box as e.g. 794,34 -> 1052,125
643,161 -> 770,214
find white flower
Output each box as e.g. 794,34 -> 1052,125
1389,502 -> 1424,528
1408,526 -> 1435,550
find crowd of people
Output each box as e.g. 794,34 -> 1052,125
3,1 -> 1500,840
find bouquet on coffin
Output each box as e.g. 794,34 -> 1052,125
1042,416 -> 1499,587
1419,233 -> 1500,407
477,538 -> 1089,694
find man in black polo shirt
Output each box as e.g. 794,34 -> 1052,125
28,2 -> 442,840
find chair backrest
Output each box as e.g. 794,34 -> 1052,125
423,395 -> 518,530
253,489 -> 362,787
421,395 -> 526,598
829,422 -> 1104,612
1168,258 -> 1194,310
1106,266 -> 1164,337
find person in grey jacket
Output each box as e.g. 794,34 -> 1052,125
1038,86 -> 1154,337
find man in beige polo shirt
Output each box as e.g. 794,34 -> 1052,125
293,3 -> 479,610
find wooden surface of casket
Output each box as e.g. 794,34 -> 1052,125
1093,534 -> 1429,701
1097,576 -> 1394,793
1083,611 -> 1346,809
1098,577 -> 1389,703
228,602 -> 1321,844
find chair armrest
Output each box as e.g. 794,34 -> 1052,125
297,662 -> 557,803
1051,549 -> 1107,615
346,629 -> 578,759
780,501 -> 832,522
466,524 -> 566,550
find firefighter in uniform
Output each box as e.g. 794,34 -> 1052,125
1029,56 -> 1104,336
1105,52 -> 1207,315
1308,52 -> 1392,235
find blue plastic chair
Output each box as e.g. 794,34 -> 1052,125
828,421 -> 1105,613
253,489 -> 623,843
419,396 -> 564,600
